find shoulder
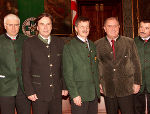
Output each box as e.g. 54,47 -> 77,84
134,36 -> 140,41
0,34 -> 6,39
120,36 -> 133,41
23,36 -> 38,46
0,34 -> 7,42
120,36 -> 134,43
18,33 -> 28,39
51,35 -> 65,48
94,37 -> 105,46
52,35 -> 64,43
134,36 -> 139,39
64,37 -> 76,46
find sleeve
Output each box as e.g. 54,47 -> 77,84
94,41 -> 102,84
131,40 -> 142,85
60,40 -> 67,90
22,40 -> 35,96
63,45 -> 79,99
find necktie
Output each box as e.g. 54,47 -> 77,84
45,39 -> 48,44
145,40 -> 148,43
85,41 -> 90,51
111,40 -> 115,60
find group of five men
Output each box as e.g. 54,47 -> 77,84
0,13 -> 150,114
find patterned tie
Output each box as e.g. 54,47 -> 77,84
111,40 -> 115,60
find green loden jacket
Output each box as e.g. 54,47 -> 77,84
134,36 -> 150,93
63,37 -> 100,102
0,33 -> 27,96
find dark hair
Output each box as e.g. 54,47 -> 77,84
104,17 -> 119,26
75,16 -> 90,27
140,19 -> 150,23
35,13 -> 53,25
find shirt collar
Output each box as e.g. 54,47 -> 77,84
141,36 -> 150,41
6,33 -> 18,40
77,35 -> 88,43
106,35 -> 119,42
39,34 -> 51,44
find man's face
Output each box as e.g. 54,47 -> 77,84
75,21 -> 90,40
139,22 -> 150,38
37,17 -> 52,38
104,19 -> 120,39
4,19 -> 20,37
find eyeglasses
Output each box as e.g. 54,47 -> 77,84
6,24 -> 20,27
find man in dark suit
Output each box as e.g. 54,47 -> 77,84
95,17 -> 142,114
63,17 -> 100,114
134,20 -> 150,114
22,13 -> 68,114
0,14 -> 31,114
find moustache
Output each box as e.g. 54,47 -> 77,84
140,32 -> 146,34
82,31 -> 88,33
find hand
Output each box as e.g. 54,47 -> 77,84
133,84 -> 140,94
62,90 -> 68,96
99,84 -> 103,93
28,94 -> 38,101
73,96 -> 82,106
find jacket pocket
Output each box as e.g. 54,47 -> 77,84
32,75 -> 40,78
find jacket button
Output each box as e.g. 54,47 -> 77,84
113,69 -> 116,71
49,64 -> 53,67
50,74 -> 52,77
46,45 -> 49,48
50,84 -> 53,87
48,55 -> 50,58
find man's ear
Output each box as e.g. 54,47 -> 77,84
4,24 -> 7,30
75,26 -> 78,35
103,26 -> 106,33
37,26 -> 39,31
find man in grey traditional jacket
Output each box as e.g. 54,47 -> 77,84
95,17 -> 142,114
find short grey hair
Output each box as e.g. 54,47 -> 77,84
4,14 -> 20,24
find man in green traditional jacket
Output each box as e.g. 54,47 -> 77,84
134,20 -> 150,114
0,14 -> 31,114
63,17 -> 100,114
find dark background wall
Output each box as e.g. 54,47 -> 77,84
0,0 -> 149,40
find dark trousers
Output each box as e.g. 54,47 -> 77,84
134,91 -> 150,114
0,86 -> 31,114
104,95 -> 134,114
71,98 -> 98,114
32,98 -> 62,114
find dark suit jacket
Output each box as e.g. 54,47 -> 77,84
95,36 -> 142,98
63,37 -> 100,102
134,36 -> 150,93
22,35 -> 66,101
